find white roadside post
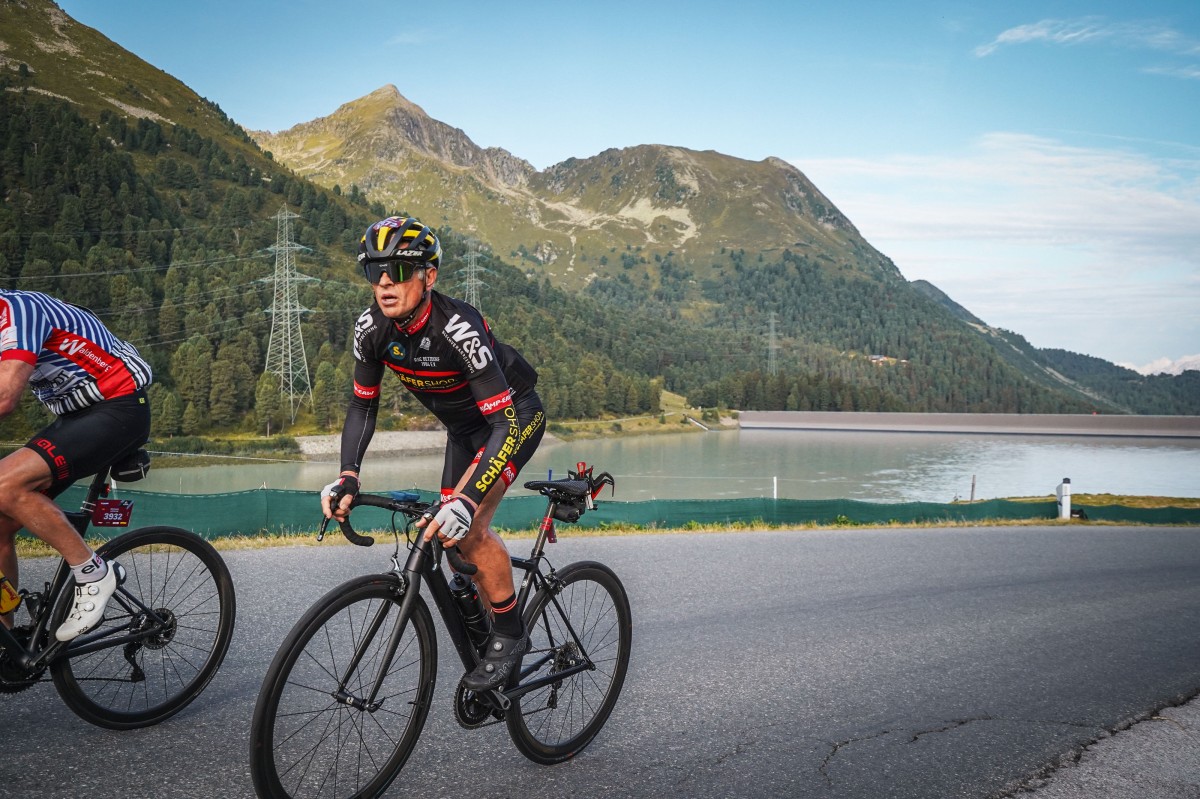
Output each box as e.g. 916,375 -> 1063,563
1056,478 -> 1072,520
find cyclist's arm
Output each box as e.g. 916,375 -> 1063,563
0,295 -> 43,417
0,359 -> 33,417
339,360 -> 385,476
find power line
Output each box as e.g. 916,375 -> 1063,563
1,253 -> 266,283
0,219 -> 255,240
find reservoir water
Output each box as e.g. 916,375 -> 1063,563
134,430 -> 1200,504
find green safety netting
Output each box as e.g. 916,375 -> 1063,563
52,485 -> 1200,540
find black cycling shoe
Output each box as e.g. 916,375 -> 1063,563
462,628 -> 528,692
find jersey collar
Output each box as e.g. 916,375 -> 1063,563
395,296 -> 433,335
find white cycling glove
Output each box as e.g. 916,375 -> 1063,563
321,474 -> 359,503
431,497 -> 474,541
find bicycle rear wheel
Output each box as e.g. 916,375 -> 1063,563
49,526 -> 236,729
506,561 -> 632,764
249,574 -> 437,799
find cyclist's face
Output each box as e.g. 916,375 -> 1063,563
372,266 -> 434,319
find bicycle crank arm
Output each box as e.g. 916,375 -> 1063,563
486,688 -> 512,712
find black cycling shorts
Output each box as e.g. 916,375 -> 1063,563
24,390 -> 151,496
441,390 -> 546,497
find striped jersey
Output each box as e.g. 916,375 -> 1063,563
0,290 -> 152,415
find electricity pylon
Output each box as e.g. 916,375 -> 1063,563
460,243 -> 488,312
263,206 -> 315,423
767,312 -> 780,376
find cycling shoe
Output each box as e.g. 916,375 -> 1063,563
462,628 -> 527,692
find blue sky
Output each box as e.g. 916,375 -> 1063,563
56,0 -> 1200,372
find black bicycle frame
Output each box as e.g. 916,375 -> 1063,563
339,493 -> 599,712
0,467 -> 174,674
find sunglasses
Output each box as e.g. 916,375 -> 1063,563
363,260 -> 427,285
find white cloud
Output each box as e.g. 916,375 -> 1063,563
1121,354 -> 1200,375
975,17 -> 1200,58
1142,64 -> 1200,80
794,134 -> 1200,364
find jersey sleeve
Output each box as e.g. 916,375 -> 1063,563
0,295 -> 47,364
340,309 -> 386,473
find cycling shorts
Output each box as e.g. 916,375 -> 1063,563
441,390 -> 546,497
23,389 -> 151,496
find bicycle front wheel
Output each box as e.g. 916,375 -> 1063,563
506,560 -> 632,764
50,526 -> 236,729
249,574 -> 437,799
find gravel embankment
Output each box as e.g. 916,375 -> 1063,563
293,430 -> 447,459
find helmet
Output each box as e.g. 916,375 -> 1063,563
357,217 -> 442,278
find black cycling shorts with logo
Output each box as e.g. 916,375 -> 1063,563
441,390 -> 546,495
23,390 -> 151,497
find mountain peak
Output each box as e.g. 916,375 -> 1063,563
355,84 -> 429,118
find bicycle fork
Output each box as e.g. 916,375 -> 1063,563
331,537 -> 438,713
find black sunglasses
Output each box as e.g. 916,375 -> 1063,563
363,260 -> 426,285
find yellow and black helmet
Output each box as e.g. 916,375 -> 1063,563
357,217 -> 442,279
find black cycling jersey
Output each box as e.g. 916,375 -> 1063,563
342,290 -> 543,507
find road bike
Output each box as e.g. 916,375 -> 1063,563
0,450 -> 237,729
249,463 -> 631,799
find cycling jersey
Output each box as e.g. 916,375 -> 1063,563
0,290 -> 153,416
342,290 -> 543,507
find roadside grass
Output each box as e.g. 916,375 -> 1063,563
548,390 -> 735,440
1002,493 -> 1200,509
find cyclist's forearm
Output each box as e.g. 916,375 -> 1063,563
340,395 -> 379,473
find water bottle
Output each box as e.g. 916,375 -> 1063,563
448,572 -> 491,652
0,569 -> 20,615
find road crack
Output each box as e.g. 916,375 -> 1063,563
818,715 -> 1103,787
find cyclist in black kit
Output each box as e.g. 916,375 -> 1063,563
321,217 -> 545,691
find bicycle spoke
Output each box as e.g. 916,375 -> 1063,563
252,579 -> 434,799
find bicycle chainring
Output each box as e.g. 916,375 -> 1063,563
453,680 -> 503,729
0,627 -> 43,694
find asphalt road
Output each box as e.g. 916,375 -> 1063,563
4,524 -> 1200,798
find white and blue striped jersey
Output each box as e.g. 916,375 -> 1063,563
0,290 -> 152,415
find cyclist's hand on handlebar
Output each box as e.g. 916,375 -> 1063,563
320,473 -> 360,522
419,495 -> 475,543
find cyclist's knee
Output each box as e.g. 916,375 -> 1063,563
0,449 -> 52,500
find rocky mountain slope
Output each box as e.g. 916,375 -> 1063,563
253,85 -> 899,290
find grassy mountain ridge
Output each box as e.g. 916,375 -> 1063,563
4,1 -> 1194,421
0,0 -> 259,157
0,0 -> 672,441
253,86 -> 900,292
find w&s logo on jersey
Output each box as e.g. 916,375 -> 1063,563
444,314 -> 494,370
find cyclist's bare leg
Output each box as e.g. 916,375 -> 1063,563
453,480 -> 514,607
0,448 -> 91,568
0,516 -> 18,629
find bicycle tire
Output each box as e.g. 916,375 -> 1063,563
49,525 -> 236,729
506,560 -> 632,764
249,574 -> 437,799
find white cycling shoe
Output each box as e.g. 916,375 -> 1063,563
55,562 -> 121,642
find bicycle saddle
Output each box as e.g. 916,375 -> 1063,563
523,479 -> 590,499
112,449 -> 151,482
